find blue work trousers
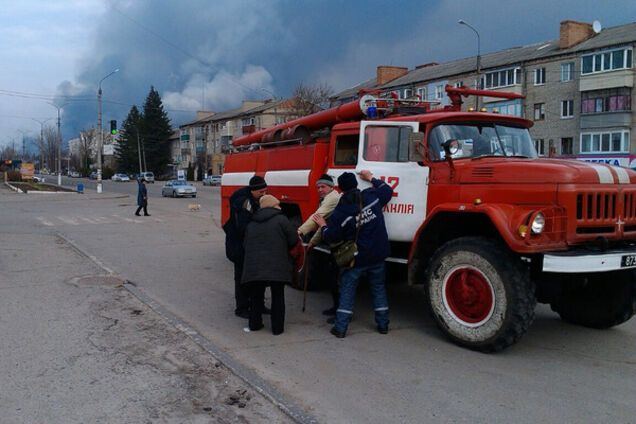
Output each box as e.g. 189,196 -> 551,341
334,262 -> 389,333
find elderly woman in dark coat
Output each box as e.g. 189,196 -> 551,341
242,194 -> 298,335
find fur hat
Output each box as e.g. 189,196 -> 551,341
249,175 -> 267,190
259,194 -> 280,209
337,172 -> 358,191
316,174 -> 334,187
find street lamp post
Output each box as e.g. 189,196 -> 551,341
97,68 -> 120,193
458,19 -> 481,109
48,102 -> 69,185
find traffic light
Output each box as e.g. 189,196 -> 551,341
110,120 -> 117,135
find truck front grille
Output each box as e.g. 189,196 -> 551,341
574,189 -> 636,237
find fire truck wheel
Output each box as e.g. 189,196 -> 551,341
426,237 -> 536,352
550,270 -> 636,329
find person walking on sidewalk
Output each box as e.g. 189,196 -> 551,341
135,179 -> 150,216
312,170 -> 393,338
223,175 -> 268,319
241,194 -> 298,335
297,173 -> 341,317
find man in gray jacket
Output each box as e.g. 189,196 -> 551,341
242,195 -> 298,335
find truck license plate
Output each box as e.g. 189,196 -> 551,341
621,254 -> 636,267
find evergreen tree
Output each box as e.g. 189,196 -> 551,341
115,105 -> 142,174
139,86 -> 172,175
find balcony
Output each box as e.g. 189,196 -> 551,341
581,112 -> 632,129
580,69 -> 633,91
242,124 -> 256,135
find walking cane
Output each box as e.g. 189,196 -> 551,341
302,244 -> 311,312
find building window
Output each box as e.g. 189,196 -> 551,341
435,85 -> 444,99
581,48 -> 633,75
580,130 -> 630,153
561,100 -> 574,118
482,67 -> 521,89
535,139 -> 545,156
400,88 -> 413,99
561,137 -> 573,155
416,87 -> 427,101
533,103 -> 545,120
534,68 -> 546,85
453,81 -> 464,88
560,62 -> 574,81
581,88 -> 631,114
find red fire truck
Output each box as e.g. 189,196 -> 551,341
221,86 -> 636,352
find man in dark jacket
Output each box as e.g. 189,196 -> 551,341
312,170 -> 393,338
242,194 -> 298,335
223,175 -> 268,318
135,179 -> 150,216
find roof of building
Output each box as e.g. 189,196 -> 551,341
179,99 -> 292,128
332,21 -> 636,96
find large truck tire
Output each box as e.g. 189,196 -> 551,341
425,237 -> 536,352
550,270 -> 636,329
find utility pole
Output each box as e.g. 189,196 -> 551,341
136,127 -> 143,175
48,103 -> 69,185
97,68 -> 120,193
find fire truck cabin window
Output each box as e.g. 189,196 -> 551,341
363,126 -> 412,162
428,123 -> 537,161
334,134 -> 359,165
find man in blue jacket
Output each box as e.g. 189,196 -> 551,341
312,170 -> 393,338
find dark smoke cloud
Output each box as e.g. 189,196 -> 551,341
55,0 -> 635,139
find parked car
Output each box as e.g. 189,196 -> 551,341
112,173 -> 130,182
161,180 -> 197,198
69,171 -> 80,178
89,172 -> 97,180
33,176 -> 44,183
202,175 -> 222,186
139,171 -> 155,183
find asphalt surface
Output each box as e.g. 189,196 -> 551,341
2,177 -> 636,423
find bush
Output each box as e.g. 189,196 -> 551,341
6,170 -> 22,182
102,166 -> 115,180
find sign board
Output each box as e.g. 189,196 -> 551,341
576,156 -> 629,167
177,169 -> 185,181
20,163 -> 35,180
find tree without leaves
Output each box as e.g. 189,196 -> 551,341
79,128 -> 97,174
290,82 -> 334,117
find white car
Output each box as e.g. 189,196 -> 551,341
161,180 -> 197,198
112,173 -> 130,182
69,171 -> 80,178
202,175 -> 222,186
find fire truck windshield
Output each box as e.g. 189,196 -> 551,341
429,123 -> 538,161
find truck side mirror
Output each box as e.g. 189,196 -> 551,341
409,132 -> 425,161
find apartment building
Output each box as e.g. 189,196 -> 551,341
334,20 -> 635,167
175,99 -> 295,178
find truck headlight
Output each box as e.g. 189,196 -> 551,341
531,213 -> 545,234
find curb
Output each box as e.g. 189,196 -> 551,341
54,232 -> 319,424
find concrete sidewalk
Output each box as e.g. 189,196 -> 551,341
0,230 -> 292,423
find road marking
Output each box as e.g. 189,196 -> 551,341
57,216 -> 80,225
36,217 -> 54,226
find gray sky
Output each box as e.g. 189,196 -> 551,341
0,0 -> 634,150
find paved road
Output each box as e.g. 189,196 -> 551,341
4,180 -> 636,423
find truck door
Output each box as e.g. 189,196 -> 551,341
356,121 -> 428,242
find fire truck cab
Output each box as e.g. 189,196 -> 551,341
221,86 -> 636,352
